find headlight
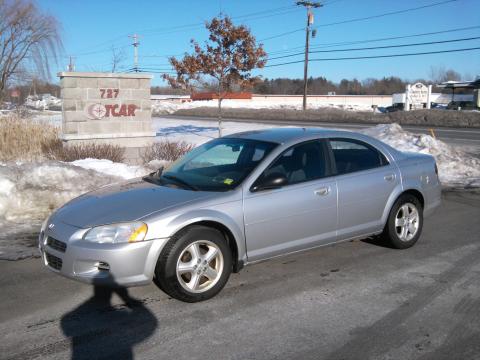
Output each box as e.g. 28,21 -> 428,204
84,222 -> 148,244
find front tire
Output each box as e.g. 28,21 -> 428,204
155,226 -> 232,302
382,194 -> 423,249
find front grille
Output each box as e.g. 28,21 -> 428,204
46,237 -> 67,253
45,252 -> 62,270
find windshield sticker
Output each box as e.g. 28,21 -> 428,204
223,178 -> 234,185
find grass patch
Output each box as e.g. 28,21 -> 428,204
0,114 -> 58,162
0,114 -> 125,162
42,139 -> 125,162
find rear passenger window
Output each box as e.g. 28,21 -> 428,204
329,138 -> 388,175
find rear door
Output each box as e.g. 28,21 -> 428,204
328,138 -> 399,239
243,139 -> 338,262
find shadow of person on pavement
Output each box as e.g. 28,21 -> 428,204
60,274 -> 157,360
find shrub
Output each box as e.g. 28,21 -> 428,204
42,139 -> 125,162
141,139 -> 194,163
0,114 -> 58,162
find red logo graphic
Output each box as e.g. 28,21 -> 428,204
86,103 -> 137,120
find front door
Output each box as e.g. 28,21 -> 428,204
243,140 -> 338,262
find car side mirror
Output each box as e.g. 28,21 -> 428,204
251,173 -> 288,192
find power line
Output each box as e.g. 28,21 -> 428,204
264,47 -> 480,67
260,28 -> 304,42
145,16 -> 480,61
137,5 -> 301,37
260,0 -> 459,42
68,4 -> 300,57
267,25 -> 480,56
267,36 -> 480,60
317,0 -> 458,28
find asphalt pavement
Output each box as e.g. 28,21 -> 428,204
1,190 -> 479,360
167,115 -> 480,156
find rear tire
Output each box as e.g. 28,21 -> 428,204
155,226 -> 232,302
382,194 -> 423,249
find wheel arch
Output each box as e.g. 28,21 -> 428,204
161,211 -> 246,273
381,186 -> 425,227
401,188 -> 425,208
188,220 -> 242,273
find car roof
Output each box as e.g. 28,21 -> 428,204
224,127 -> 351,144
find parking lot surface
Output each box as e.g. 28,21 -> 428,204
0,190 -> 479,360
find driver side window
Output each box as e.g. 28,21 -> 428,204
261,140 -> 328,186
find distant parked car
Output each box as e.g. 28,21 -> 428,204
383,103 -> 404,113
39,128 -> 441,302
446,101 -> 476,110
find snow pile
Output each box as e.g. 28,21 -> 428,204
151,99 -> 373,115
71,158 -> 149,179
361,123 -> 480,188
0,161 -> 118,223
0,159 -> 152,222
0,159 -> 152,259
24,94 -> 62,111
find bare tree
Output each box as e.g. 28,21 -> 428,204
110,45 -> 126,73
164,16 -> 267,137
429,66 -> 462,84
0,0 -> 62,101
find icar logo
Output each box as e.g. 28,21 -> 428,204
86,103 -> 138,120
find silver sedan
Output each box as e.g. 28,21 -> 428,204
39,128 -> 441,302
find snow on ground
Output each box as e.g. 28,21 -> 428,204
71,158 -> 149,179
30,111 -> 62,127
151,99 -> 373,115
0,160 -> 151,260
24,94 -> 62,111
361,124 -> 480,188
152,117 -> 277,145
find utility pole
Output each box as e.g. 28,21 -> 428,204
296,1 -> 322,111
128,34 -> 141,72
67,56 -> 75,72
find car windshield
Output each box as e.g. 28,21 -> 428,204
145,138 -> 277,192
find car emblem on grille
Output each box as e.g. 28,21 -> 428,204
48,223 -> 55,229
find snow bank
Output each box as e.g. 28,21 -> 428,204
71,158 -> 149,179
361,123 -> 480,188
151,99 -> 372,115
24,94 -> 62,111
0,161 -> 119,223
0,160 -> 151,259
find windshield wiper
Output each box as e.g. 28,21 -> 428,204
142,166 -> 164,185
162,174 -> 199,191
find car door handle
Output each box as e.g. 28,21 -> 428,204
314,187 -> 330,196
384,174 -> 396,181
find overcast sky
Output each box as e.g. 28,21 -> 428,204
38,0 -> 480,85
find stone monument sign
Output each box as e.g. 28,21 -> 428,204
58,72 -> 155,149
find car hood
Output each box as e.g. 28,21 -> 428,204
53,179 -> 216,228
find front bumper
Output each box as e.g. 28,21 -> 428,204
39,224 -> 169,286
